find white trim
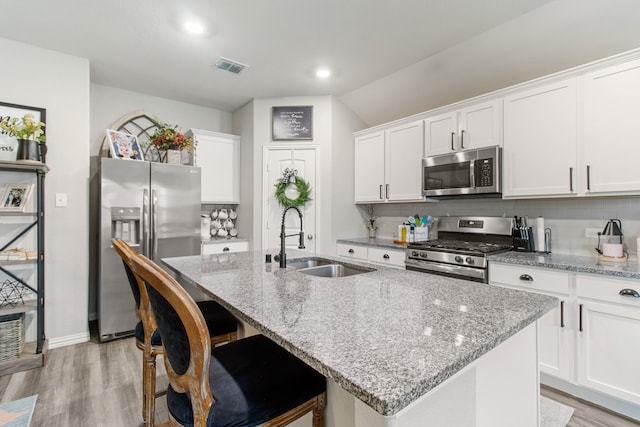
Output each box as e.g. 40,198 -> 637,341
48,331 -> 90,349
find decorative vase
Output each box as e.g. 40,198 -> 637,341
368,227 -> 377,239
167,149 -> 182,165
16,139 -> 41,163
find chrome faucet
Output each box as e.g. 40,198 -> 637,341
278,206 -> 305,268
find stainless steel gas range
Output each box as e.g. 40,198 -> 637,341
405,216 -> 513,283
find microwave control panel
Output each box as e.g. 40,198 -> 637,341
475,158 -> 494,187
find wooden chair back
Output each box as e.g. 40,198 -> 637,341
130,253 -> 214,425
112,238 -> 158,336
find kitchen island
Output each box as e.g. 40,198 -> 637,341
162,250 -> 556,427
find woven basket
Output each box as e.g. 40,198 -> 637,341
0,313 -> 25,362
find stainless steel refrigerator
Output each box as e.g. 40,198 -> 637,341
98,157 -> 201,341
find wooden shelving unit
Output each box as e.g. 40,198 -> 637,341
0,160 -> 48,376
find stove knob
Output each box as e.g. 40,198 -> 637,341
411,251 -> 419,257
465,257 -> 474,265
455,255 -> 464,263
420,252 -> 428,258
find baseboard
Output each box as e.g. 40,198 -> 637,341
541,373 -> 640,422
48,331 -> 90,349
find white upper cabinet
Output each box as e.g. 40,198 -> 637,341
189,129 -> 241,203
354,131 -> 385,202
424,100 -> 502,156
385,120 -> 424,201
354,121 -> 423,203
582,58 -> 640,195
502,79 -> 578,198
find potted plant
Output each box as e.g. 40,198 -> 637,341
149,120 -> 193,164
0,113 -> 46,163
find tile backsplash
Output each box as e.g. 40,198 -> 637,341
363,197 -> 640,260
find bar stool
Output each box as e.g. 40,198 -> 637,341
112,238 -> 238,427
130,252 -> 327,427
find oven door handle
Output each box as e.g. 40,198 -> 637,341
405,258 -> 487,281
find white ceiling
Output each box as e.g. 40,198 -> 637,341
1,0 -> 639,127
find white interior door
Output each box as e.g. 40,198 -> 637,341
264,147 -> 317,254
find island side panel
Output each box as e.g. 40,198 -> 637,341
353,323 -> 538,427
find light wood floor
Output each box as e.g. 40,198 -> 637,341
0,335 -> 638,426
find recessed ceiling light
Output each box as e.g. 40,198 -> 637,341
316,68 -> 331,79
184,20 -> 205,35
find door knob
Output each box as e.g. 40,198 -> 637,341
307,234 -> 313,240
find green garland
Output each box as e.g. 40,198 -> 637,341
275,176 -> 312,207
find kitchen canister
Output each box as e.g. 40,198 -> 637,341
201,215 -> 211,239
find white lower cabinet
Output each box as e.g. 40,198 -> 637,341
202,240 -> 249,255
489,263 -> 573,381
490,263 -> 640,413
576,274 -> 640,406
336,243 -> 405,269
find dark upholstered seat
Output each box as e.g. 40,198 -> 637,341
130,253 -> 327,427
112,238 -> 238,427
167,334 -> 327,427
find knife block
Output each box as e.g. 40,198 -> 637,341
513,227 -> 536,252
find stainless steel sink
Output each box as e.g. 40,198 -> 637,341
297,263 -> 375,278
287,257 -> 334,269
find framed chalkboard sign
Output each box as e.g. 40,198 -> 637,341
272,106 -> 313,140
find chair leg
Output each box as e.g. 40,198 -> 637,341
144,351 -> 157,427
312,393 -> 327,427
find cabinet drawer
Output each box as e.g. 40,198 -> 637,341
336,243 -> 367,260
368,247 -> 405,268
577,274 -> 640,307
202,240 -> 248,255
490,263 -> 570,295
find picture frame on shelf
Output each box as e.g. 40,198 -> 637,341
0,183 -> 33,212
272,106 -> 313,141
0,102 -> 47,163
105,129 -> 144,161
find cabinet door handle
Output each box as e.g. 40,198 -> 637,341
222,247 -> 230,252
460,130 -> 465,149
586,165 -> 591,190
579,303 -> 583,332
619,288 -> 640,298
348,248 -> 354,254
451,132 -> 456,151
560,300 -> 565,328
569,167 -> 574,192
383,254 -> 390,259
386,184 -> 389,199
519,274 -> 533,281
379,185 -> 383,200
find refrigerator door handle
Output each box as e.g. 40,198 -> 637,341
142,188 -> 149,256
151,189 -> 158,260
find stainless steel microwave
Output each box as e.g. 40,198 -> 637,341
422,146 -> 502,197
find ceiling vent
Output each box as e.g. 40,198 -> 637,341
215,56 -> 248,74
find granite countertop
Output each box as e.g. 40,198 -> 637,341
162,250 -> 555,416
337,237 -> 409,250
489,251 -> 640,280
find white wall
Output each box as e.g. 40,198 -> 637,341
234,96 -> 364,254
0,37 -> 90,347
330,98 -> 368,243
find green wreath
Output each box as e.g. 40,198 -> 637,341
275,176 -> 312,207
